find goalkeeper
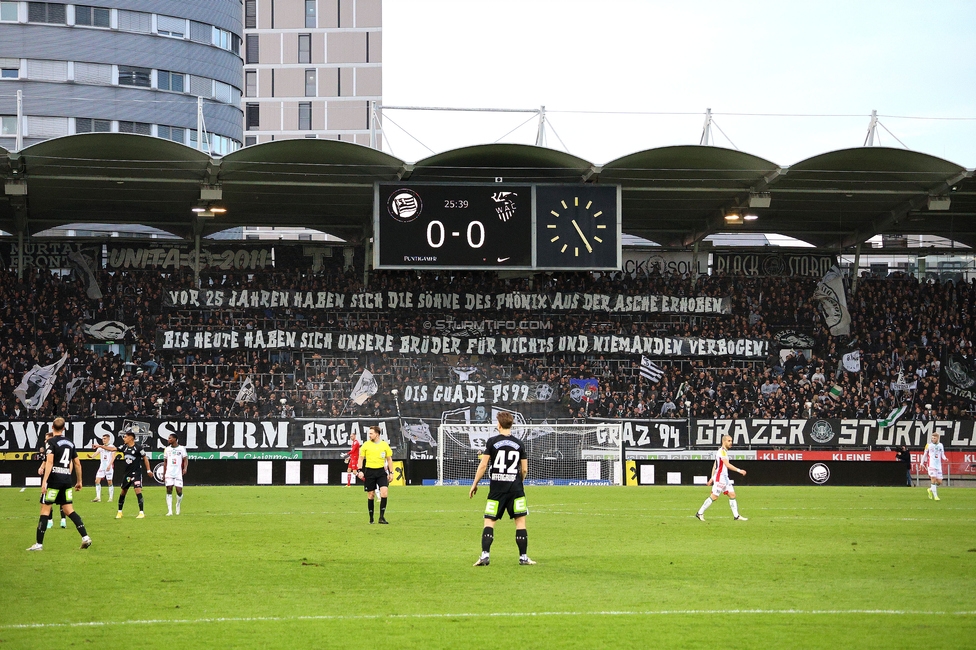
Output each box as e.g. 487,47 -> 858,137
468,412 -> 535,566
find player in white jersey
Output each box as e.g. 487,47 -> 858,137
91,434 -> 117,502
163,433 -> 188,515
920,433 -> 947,501
696,434 -> 748,521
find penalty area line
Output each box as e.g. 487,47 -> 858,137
3,609 -> 976,630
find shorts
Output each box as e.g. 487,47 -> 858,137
95,467 -> 114,481
42,486 -> 74,506
711,480 -> 734,497
927,468 -> 943,480
484,490 -> 528,520
362,467 -> 389,492
120,475 -> 143,490
164,475 -> 184,488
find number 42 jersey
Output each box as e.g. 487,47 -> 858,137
482,434 -> 526,494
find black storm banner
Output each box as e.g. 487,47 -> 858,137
156,329 -> 769,358
712,252 -> 838,277
941,354 -> 976,403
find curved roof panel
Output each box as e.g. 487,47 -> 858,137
409,143 -> 593,183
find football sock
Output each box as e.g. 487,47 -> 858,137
729,499 -> 740,518
930,485 -> 938,497
36,515 -> 47,544
380,497 -> 388,519
698,498 -> 714,515
118,494 -> 126,511
136,493 -> 144,512
166,494 -> 173,513
516,529 -> 528,556
47,511 -> 54,523
95,484 -> 101,500
367,499 -> 375,521
109,485 -> 114,500
482,527 -> 494,554
177,494 -> 183,508
68,512 -> 87,537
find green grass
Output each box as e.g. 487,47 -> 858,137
1,485 -> 974,649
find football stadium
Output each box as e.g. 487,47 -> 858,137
1,2 -> 975,649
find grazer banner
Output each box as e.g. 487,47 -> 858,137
161,288 -> 732,315
156,330 -> 768,357
0,418 -> 402,454
4,242 -> 100,269
712,252 -> 837,277
691,419 -> 976,449
106,244 -> 276,271
588,417 -> 689,451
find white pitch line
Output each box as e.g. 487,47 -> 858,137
2,609 -> 975,630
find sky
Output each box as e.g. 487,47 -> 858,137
382,0 -> 976,167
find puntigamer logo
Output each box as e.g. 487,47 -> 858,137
809,463 -> 830,485
809,420 -> 835,444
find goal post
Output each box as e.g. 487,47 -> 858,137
436,422 -> 623,486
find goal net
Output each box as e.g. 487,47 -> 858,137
437,423 -> 622,486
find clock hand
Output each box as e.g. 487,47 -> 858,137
571,220 -> 593,253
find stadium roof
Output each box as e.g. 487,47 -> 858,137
1,133 -> 974,249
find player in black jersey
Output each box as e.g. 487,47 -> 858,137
37,431 -> 67,530
116,431 -> 151,519
469,412 -> 535,566
27,417 -> 92,551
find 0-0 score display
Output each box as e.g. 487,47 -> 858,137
375,184 -> 533,269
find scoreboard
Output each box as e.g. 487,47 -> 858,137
374,183 -> 621,271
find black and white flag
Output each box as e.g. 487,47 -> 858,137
350,370 -> 378,405
235,376 -> 257,404
13,353 -> 68,410
639,355 -> 664,382
64,376 -> 87,405
812,265 -> 851,337
940,354 -> 976,403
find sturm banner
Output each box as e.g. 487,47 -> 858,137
691,419 -> 976,449
397,382 -> 554,405
4,242 -> 100,269
106,244 -> 276,271
161,288 -> 731,315
712,252 -> 837,277
621,250 -> 707,278
588,418 -> 689,451
156,330 -> 770,358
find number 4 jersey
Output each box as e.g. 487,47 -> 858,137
483,434 -> 526,494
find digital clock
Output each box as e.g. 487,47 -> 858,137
375,183 -> 533,269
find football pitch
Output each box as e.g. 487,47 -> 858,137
1,485 -> 974,649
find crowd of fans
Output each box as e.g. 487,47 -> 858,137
1,255 -> 974,423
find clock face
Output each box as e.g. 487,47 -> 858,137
535,185 -> 619,270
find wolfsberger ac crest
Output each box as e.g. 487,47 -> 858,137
809,420 -> 835,444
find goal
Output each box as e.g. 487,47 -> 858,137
437,423 -> 622,486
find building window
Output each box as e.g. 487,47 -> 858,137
299,102 -> 311,130
1,68 -> 18,79
245,0 -> 256,28
118,66 -> 151,87
157,15 -> 186,38
305,69 -> 315,97
305,0 -> 316,27
1,116 -> 18,135
28,2 -> 65,24
75,6 -> 110,28
245,70 -> 256,97
298,34 -> 311,64
157,125 -> 185,143
0,2 -> 18,22
245,136 -> 256,147
246,34 -> 259,64
75,118 -> 111,133
157,70 -> 185,92
118,121 -> 152,135
246,103 -> 260,130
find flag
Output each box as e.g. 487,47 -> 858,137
639,355 -> 664,382
235,376 -> 257,404
842,350 -> 861,373
940,353 -> 976,403
890,371 -> 917,392
828,384 -> 844,401
68,249 -> 102,300
675,381 -> 688,401
812,265 -> 851,337
13,353 -> 68,411
350,370 -> 378,405
64,377 -> 87,405
569,378 -> 599,403
877,404 -> 908,428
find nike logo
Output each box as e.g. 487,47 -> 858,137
497,257 -> 510,263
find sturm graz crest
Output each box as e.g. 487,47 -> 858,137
809,420 -> 835,444
387,189 -> 423,222
809,463 -> 830,485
